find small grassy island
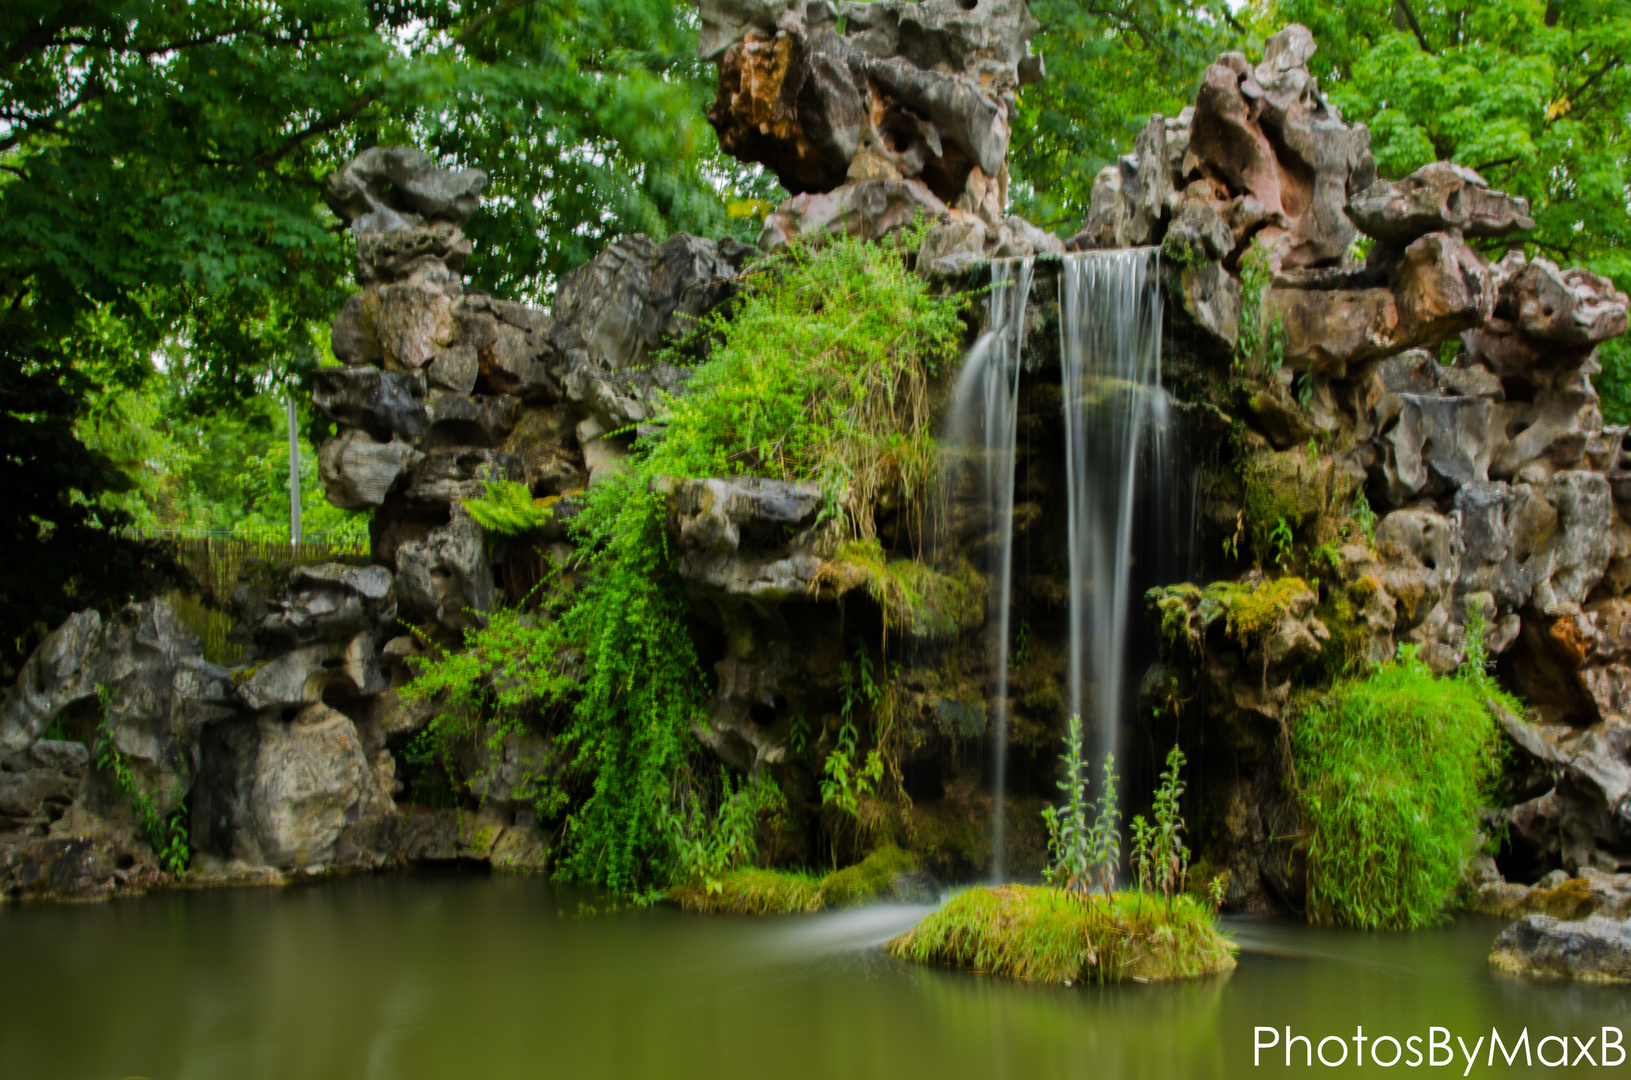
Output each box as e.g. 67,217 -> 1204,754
889,716 -> 1234,984
888,885 -> 1234,984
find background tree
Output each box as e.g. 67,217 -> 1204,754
0,0 -> 776,675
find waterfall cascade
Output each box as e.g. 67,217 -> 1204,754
945,257 -> 1034,883
1058,249 -> 1166,773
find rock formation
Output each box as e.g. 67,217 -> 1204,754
702,0 -> 1062,263
6,23 -> 1631,921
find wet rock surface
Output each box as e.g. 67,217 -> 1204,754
1490,914 -> 1631,982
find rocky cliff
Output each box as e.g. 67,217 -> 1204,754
5,22 -> 1631,912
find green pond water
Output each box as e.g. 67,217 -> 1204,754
2,874 -> 1628,1078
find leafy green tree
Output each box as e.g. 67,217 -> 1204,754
0,0 -> 773,673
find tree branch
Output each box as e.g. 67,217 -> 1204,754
456,0 -> 534,48
1394,0 -> 1433,54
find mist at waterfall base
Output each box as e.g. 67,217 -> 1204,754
3,875 -> 1628,1079
946,251 -> 1175,881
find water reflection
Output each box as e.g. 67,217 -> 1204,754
2,876 -> 1628,1079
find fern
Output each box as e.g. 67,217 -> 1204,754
462,479 -> 553,535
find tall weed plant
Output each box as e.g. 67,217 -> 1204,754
1295,643 -> 1510,929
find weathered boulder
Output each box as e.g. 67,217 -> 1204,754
1491,914 -> 1631,982
324,146 -> 486,244
0,600 -> 212,814
395,516 -> 496,631
229,562 -> 397,652
701,0 -> 1039,209
1465,251 -> 1631,380
311,367 -> 429,442
759,178 -> 948,249
1347,161 -> 1533,244
318,430 -> 418,511
194,704 -> 391,870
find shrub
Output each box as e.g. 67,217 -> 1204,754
1294,646 -> 1509,929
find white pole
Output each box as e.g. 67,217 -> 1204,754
287,395 -> 302,548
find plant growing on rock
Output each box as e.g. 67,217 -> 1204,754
462,479 -> 555,536
403,234 -> 964,895
661,770 -> 785,895
1294,646 -> 1510,929
94,685 -> 189,875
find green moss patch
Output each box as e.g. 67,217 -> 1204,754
887,884 -> 1235,984
670,845 -> 921,914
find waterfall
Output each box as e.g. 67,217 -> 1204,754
1058,248 -> 1165,772
944,257 -> 1034,883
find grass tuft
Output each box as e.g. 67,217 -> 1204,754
1295,649 -> 1509,929
887,884 -> 1235,984
670,845 -> 920,914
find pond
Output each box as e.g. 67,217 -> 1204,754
2,875 -> 1627,1079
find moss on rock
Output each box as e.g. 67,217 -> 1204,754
669,844 -> 922,914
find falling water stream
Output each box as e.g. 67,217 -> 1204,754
1058,248 -> 1166,772
945,257 -> 1034,882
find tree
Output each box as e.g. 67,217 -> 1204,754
0,0 -> 773,675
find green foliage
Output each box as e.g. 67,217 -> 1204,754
1269,517 -> 1295,570
1042,714 -> 1121,897
1350,487 -> 1378,543
886,884 -> 1235,984
661,770 -> 786,894
94,686 -> 188,874
1259,0 -> 1631,418
1008,0 -> 1242,230
669,844 -> 920,914
401,237 -> 964,896
1294,646 -> 1510,929
650,231 -> 967,537
1234,236 -> 1276,372
462,480 -> 555,537
1148,746 -> 1191,901
0,0 -> 773,674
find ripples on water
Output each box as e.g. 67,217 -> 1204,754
3,876 -> 1628,1079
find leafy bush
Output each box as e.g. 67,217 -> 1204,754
650,229 -> 967,536
1294,646 -> 1508,929
1041,714 -> 1120,897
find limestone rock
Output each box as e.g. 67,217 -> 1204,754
229,562 -> 397,651
550,233 -> 748,372
311,366 -> 429,442
318,430 -> 417,511
402,447 -> 524,511
0,600 -> 205,814
759,178 -> 948,249
331,292 -> 382,365
1465,252 -> 1631,377
374,275 -> 458,370
395,516 -> 496,631
1347,161 -> 1534,244
324,147 -> 487,236
234,632 -> 385,711
701,0 -> 1038,207
425,390 -> 523,448
195,706 -> 382,870
1491,914 -> 1631,982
